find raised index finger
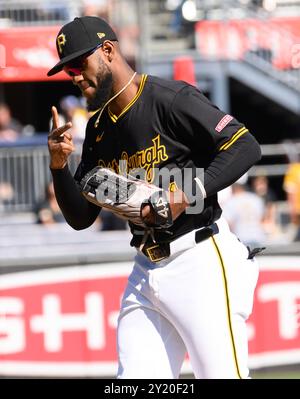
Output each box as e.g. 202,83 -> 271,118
51,106 -> 59,130
49,121 -> 73,140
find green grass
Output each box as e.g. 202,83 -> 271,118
251,369 -> 300,379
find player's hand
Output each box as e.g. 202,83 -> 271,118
168,189 -> 189,220
142,189 -> 189,224
48,106 -> 75,169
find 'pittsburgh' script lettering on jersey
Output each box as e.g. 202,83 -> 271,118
97,134 -> 168,182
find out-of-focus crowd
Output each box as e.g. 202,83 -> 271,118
0,96 -> 90,143
0,96 -> 128,232
220,169 -> 300,249
0,102 -> 25,143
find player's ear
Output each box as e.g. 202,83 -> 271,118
102,41 -> 115,62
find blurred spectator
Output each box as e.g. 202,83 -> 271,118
0,182 -> 14,210
218,186 -> 232,208
99,209 -> 127,231
60,96 -> 88,140
37,0 -> 70,21
251,175 -> 278,237
283,162 -> 300,241
0,103 -> 23,142
35,181 -> 65,224
110,0 -> 139,59
50,96 -> 89,141
167,0 -> 186,37
166,0 -> 204,44
222,182 -> 266,249
82,0 -> 111,20
218,172 -> 248,208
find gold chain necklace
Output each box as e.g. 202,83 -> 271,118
94,71 -> 137,128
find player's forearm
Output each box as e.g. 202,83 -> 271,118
50,165 -> 100,230
204,133 -> 261,197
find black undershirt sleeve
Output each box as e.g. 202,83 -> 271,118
204,132 -> 261,198
50,165 -> 100,230
183,132 -> 261,204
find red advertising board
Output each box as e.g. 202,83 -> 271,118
0,264 -> 131,376
0,26 -> 68,82
248,257 -> 300,368
195,17 -> 300,69
0,257 -> 299,376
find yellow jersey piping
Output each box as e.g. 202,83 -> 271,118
211,236 -> 242,379
108,74 -> 148,123
219,127 -> 248,151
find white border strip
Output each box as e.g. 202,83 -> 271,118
0,263 -> 133,289
1,350 -> 300,377
1,256 -> 299,291
248,349 -> 300,369
0,361 -> 118,377
0,360 -> 193,377
257,256 -> 300,270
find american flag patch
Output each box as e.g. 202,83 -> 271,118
215,114 -> 234,133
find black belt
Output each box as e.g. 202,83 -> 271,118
141,223 -> 219,263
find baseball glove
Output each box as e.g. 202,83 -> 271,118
79,166 -> 173,229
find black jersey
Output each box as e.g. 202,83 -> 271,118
74,74 -> 249,245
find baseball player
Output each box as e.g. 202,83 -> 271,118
47,16 -> 262,379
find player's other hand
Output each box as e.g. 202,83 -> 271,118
142,189 -> 189,224
168,189 -> 189,220
48,106 -> 75,169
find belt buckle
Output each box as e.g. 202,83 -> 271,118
145,243 -> 170,262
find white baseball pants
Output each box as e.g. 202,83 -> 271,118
117,217 -> 259,379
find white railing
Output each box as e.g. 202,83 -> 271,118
0,143 -> 81,212
0,0 -> 139,28
0,0 -> 82,27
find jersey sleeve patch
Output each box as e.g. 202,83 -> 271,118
215,114 -> 234,133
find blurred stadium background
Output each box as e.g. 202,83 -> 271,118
0,0 -> 300,379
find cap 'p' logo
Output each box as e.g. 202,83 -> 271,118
57,33 -> 66,54
97,32 -> 106,40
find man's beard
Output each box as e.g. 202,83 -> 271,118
86,68 -> 113,112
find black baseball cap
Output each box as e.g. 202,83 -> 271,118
47,16 -> 118,76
